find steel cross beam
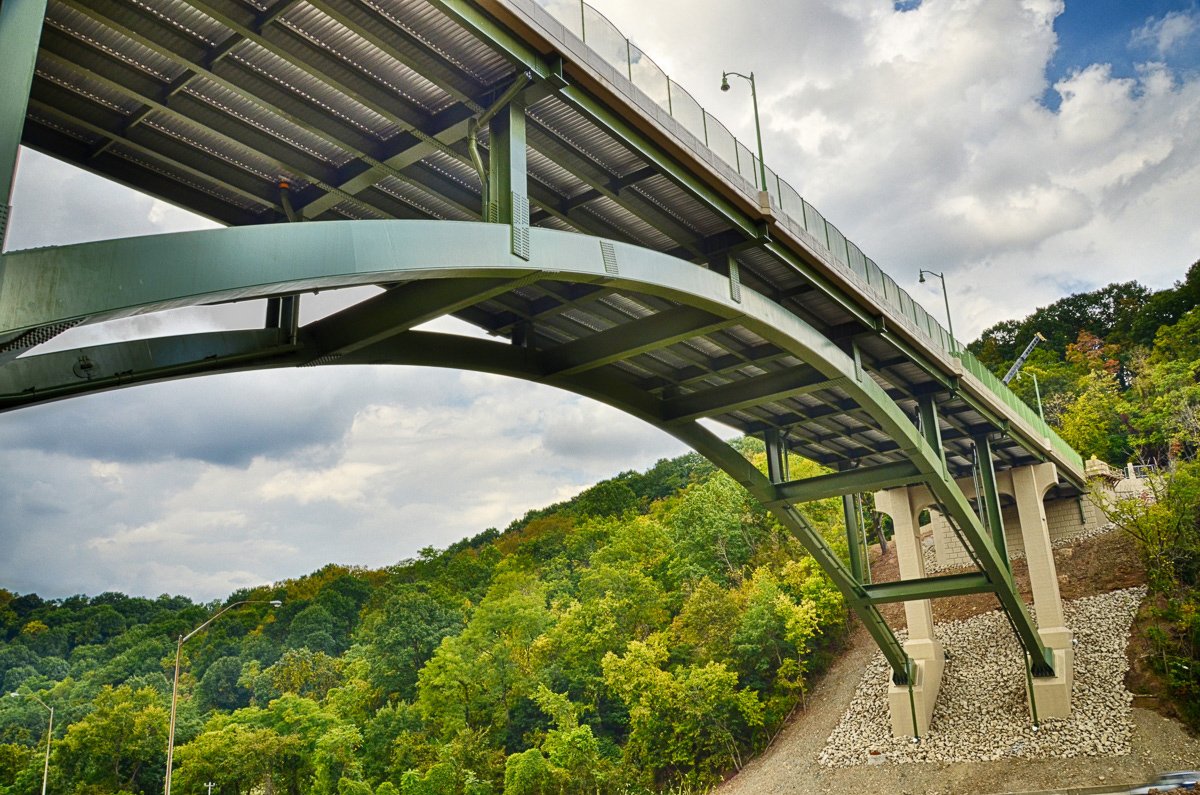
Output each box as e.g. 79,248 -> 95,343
0,221 -> 1057,680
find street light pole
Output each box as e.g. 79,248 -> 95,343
720,70 -> 768,196
918,269 -> 956,352
164,599 -> 281,795
1022,370 -> 1045,422
10,690 -> 53,795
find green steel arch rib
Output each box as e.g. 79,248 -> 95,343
0,221 -> 1055,681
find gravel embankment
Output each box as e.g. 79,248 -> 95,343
818,586 -> 1146,767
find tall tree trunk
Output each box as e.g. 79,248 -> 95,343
871,511 -> 888,555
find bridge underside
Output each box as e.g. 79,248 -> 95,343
0,0 -> 1084,734
0,220 -> 1061,706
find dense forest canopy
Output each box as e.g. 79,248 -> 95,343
1,444 -> 852,794
2,260 -> 1199,794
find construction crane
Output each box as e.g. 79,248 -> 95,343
1002,331 -> 1048,384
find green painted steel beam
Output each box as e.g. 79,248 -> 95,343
299,109 -> 477,219
0,330 -> 297,409
976,433 -> 1009,569
843,493 -> 864,580
772,460 -> 925,504
488,94 -> 530,258
300,276 -> 538,362
21,123 -> 268,229
763,428 -> 788,484
862,572 -> 994,604
661,366 -> 833,424
0,0 -> 48,247
542,305 -> 736,378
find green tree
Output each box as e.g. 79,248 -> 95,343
1058,370 -> 1128,463
668,577 -> 740,666
355,588 -> 462,702
287,605 -> 342,655
503,748 -> 553,795
267,648 -> 344,701
173,724 -> 301,795
196,656 -> 251,712
666,474 -> 770,586
55,684 -> 168,794
602,636 -> 762,787
416,572 -> 549,742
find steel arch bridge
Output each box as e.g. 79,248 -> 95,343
0,0 -> 1085,733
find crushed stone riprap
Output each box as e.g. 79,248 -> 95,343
818,586 -> 1147,767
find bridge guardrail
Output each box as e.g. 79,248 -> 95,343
526,0 -> 1084,474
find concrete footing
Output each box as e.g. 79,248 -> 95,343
888,638 -> 945,737
1029,627 -> 1074,720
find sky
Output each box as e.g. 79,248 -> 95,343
2,0 -> 1199,601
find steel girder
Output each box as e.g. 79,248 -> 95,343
0,220 -> 1056,680
0,0 -> 49,248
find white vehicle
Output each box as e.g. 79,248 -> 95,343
1128,771 -> 1200,794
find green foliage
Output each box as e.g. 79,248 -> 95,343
355,588 -> 462,703
268,648 -> 344,701
196,656 -> 251,712
0,444 -> 859,793
416,572 -> 550,742
1058,370 -> 1128,462
602,636 -> 762,788
56,684 -> 168,795
1098,460 -> 1200,729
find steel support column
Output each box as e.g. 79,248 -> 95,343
0,0 -> 49,250
918,394 -> 945,474
488,94 -> 531,260
975,433 -> 1008,569
843,489 -> 864,581
764,428 -> 788,484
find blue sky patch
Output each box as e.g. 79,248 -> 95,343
1044,1 -> 1200,108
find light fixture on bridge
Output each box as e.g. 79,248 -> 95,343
918,269 -> 956,353
719,69 -> 768,196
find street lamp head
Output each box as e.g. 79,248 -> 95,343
918,271 -> 926,283
269,600 -> 282,608
720,75 -> 730,92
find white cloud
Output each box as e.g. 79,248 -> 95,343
1131,9 -> 1200,57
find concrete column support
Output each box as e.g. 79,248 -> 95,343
874,486 -> 944,736
1012,462 -> 1074,720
